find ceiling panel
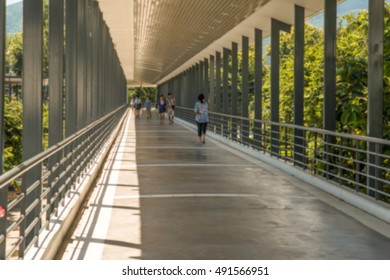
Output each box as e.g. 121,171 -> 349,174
98,0 -> 331,85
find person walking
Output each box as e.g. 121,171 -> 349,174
145,96 -> 152,119
134,95 -> 142,119
194,94 -> 209,144
166,92 -> 176,125
156,94 -> 167,125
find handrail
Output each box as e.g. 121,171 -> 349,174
176,106 -> 390,145
0,104 -> 127,259
175,106 -> 390,204
0,105 -> 127,190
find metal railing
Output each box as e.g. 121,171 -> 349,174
176,106 -> 390,204
0,105 -> 127,260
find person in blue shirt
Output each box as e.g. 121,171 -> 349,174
156,94 -> 167,125
194,94 -> 209,144
145,96 -> 152,119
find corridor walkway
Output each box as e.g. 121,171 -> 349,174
59,110 -> 390,260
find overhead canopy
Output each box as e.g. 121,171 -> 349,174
98,0 -> 329,85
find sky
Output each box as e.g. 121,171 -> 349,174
7,0 -> 22,5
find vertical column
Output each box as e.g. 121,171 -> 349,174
195,63 -> 200,97
231,42 -> 238,141
368,0 -> 384,198
91,1 -> 99,122
254,29 -> 262,149
192,66 -> 195,103
241,36 -> 249,144
324,0 -> 337,132
86,0 -> 93,124
48,0 -> 64,216
177,73 -> 182,105
200,60 -> 204,95
324,0 -> 337,178
215,51 -> 221,113
223,48 -> 230,138
188,67 -> 191,106
215,51 -> 222,134
22,0 -> 43,256
0,0 -> 5,174
271,19 -> 280,156
0,0 -> 6,260
77,0 -> 87,130
209,55 -> 215,112
204,58 -> 209,97
182,71 -> 186,107
271,19 -> 291,157
294,5 -> 305,167
49,0 -> 64,148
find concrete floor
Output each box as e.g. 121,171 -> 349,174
60,111 -> 390,260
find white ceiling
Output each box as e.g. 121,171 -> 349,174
98,0 -> 330,85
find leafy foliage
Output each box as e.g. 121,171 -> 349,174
4,99 -> 23,171
128,87 -> 157,101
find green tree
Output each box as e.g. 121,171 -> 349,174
6,32 -> 23,75
6,0 -> 49,76
3,99 -> 23,171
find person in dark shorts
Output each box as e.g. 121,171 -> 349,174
134,95 -> 142,119
194,94 -> 209,144
156,94 -> 166,125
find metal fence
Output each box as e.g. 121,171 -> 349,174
176,106 -> 390,204
0,106 -> 127,260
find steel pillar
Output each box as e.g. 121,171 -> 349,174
48,0 -> 65,220
0,0 -> 5,175
86,0 -> 93,125
324,0 -> 337,132
77,0 -> 87,130
204,58 -> 209,98
254,29 -> 262,149
223,48 -> 230,138
0,0 -> 5,259
209,55 -> 215,111
215,51 -> 222,113
231,42 -> 238,141
368,0 -> 384,198
294,5 -> 305,167
215,51 -> 222,134
324,0 -> 337,178
241,36 -> 250,144
271,19 -> 291,157
22,0 -> 43,256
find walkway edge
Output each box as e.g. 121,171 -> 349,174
176,118 -> 390,226
25,110 -> 129,260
